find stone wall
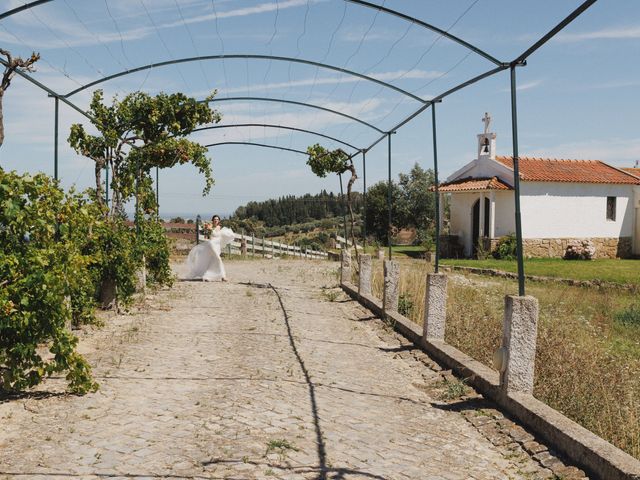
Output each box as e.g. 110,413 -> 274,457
522,237 -> 633,259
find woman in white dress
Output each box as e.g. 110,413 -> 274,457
182,215 -> 235,281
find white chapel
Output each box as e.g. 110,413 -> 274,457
437,114 -> 640,259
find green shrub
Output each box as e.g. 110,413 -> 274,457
86,218 -> 140,307
492,234 -> 517,260
138,218 -> 174,287
0,170 -> 98,393
398,293 -> 414,317
615,303 -> 640,327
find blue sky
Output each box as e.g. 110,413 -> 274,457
0,0 -> 638,218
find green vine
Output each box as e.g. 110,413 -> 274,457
0,170 -> 98,393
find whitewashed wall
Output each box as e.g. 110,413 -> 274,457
449,183 -> 637,257
633,186 -> 640,255
519,182 -> 635,238
446,156 -> 512,183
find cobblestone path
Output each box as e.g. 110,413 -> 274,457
0,260 -> 578,479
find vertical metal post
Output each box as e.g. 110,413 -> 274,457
510,64 -> 526,296
432,103 -> 441,274
362,149 -> 367,250
105,162 -> 109,206
54,97 -> 59,181
155,166 -> 159,218
387,133 -> 392,259
339,173 -> 348,246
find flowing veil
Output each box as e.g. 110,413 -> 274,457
181,227 -> 235,281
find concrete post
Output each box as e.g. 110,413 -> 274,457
499,295 -> 539,394
358,254 -> 372,297
340,248 -> 352,284
423,273 -> 448,340
383,260 -> 399,313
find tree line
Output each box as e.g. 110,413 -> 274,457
229,163 -> 437,246
231,190 -> 363,227
364,163 -> 437,245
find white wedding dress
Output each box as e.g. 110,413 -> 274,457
181,227 -> 235,281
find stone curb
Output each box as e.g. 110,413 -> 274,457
341,281 -> 640,480
441,265 -> 639,293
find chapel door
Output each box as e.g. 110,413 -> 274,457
484,197 -> 491,238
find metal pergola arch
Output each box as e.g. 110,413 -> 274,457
194,124 -> 359,152
2,0 -> 505,68
205,140 -> 354,242
0,0 -> 599,296
203,96 -> 385,134
205,141 -> 309,157
62,54 -> 427,104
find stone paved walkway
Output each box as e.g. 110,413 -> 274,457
0,260 -> 580,479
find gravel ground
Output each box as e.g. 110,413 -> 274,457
0,259 -> 586,479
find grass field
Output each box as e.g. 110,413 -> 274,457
364,258 -> 640,459
440,258 -> 640,286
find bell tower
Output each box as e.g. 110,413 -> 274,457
477,112 -> 496,160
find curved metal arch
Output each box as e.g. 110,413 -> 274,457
345,0 -> 503,66
205,141 -> 308,156
193,123 -> 359,151
0,0 -> 51,20
3,1 -> 502,66
63,54 -> 427,103
205,96 -> 385,134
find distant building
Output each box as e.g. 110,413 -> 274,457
437,114 -> 640,258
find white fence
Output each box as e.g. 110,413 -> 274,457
221,233 -> 329,260
336,235 -> 363,250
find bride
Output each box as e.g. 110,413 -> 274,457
182,215 -> 235,281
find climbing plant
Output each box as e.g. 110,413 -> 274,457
0,48 -> 40,149
68,89 -> 221,214
68,89 -> 221,302
0,170 -> 98,393
306,144 -> 359,258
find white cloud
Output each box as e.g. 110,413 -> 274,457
0,0 -> 320,49
148,0 -> 325,34
555,25 -> 640,42
211,69 -> 442,95
190,98 -> 385,145
499,79 -> 543,93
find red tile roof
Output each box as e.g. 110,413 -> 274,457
495,156 -> 640,185
622,167 -> 640,178
436,176 -> 512,193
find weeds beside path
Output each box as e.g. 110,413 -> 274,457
441,258 -> 640,286
370,258 -> 640,460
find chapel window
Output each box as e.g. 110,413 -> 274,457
606,196 -> 616,221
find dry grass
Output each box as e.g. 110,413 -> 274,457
370,259 -> 640,460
